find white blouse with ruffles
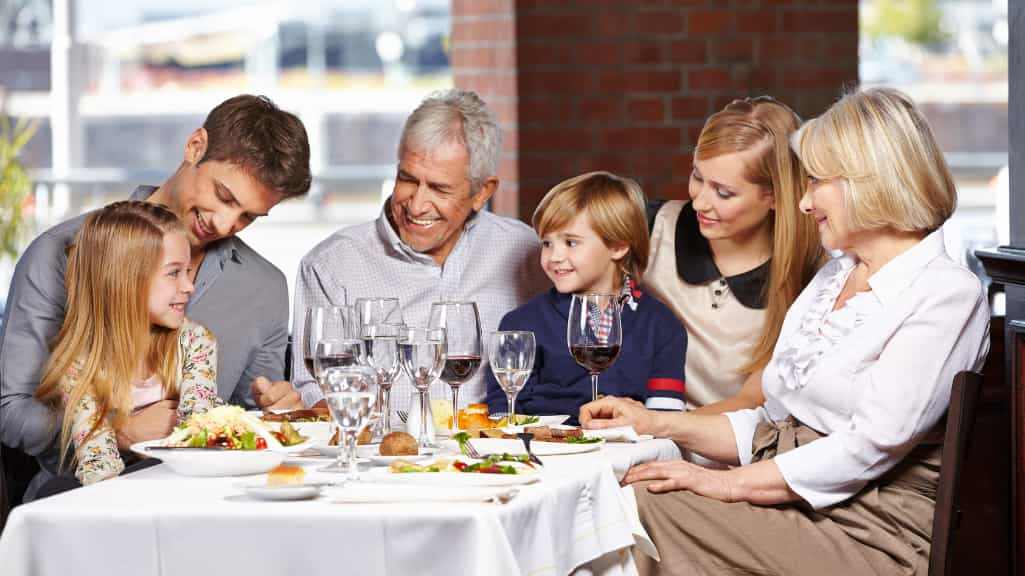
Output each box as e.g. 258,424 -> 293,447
724,228 -> 990,509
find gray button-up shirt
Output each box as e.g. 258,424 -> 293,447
292,201 -> 550,410
0,186 -> 289,461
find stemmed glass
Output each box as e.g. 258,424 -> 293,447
315,338 -> 363,474
567,293 -> 622,402
355,297 -> 401,326
488,331 -> 536,425
398,327 -> 447,449
429,302 -> 482,431
303,305 -> 358,384
359,322 -> 403,437
319,364 -> 377,479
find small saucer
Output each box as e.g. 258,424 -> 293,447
233,481 -> 330,501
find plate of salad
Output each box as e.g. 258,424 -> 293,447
366,456 -> 541,487
131,406 -> 309,476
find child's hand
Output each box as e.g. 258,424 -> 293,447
251,377 -> 303,411
117,399 -> 178,449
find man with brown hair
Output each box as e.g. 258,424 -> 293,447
0,95 -> 310,497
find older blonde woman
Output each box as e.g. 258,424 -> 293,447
580,87 -> 990,576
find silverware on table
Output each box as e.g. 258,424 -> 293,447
516,432 -> 544,467
463,440 -> 482,459
396,410 -> 409,423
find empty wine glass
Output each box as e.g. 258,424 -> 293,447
398,327 -> 447,449
567,293 -> 622,402
319,364 -> 377,478
355,297 -> 401,326
360,322 -> 403,437
429,302 -> 482,431
489,331 -> 536,426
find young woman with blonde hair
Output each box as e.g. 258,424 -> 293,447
485,171 -> 687,421
583,87 -> 989,576
645,96 -> 822,414
35,201 -> 219,486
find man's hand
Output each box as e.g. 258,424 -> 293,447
117,400 -> 178,449
579,396 -> 657,434
251,377 -> 303,411
622,460 -> 733,502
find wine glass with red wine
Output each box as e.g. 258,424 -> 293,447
429,302 -> 482,430
567,293 -> 622,402
303,305 -> 358,384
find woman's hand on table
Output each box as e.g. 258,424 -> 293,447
622,459 -> 733,501
251,377 -> 304,411
579,396 -> 659,435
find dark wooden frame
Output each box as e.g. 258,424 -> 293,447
929,371 -> 983,576
974,3 -> 1025,574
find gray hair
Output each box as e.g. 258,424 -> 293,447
398,89 -> 502,194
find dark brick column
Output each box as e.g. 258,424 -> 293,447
451,0 -> 858,220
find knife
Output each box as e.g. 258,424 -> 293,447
516,432 -> 545,467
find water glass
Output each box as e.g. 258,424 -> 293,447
360,322 -> 403,437
398,327 -> 446,449
319,365 -> 377,479
355,297 -> 402,326
488,331 -> 536,425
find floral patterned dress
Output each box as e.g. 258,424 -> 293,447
61,318 -> 219,485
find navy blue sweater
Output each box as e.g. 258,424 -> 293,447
485,287 -> 687,424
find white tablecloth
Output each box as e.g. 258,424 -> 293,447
0,440 -> 681,576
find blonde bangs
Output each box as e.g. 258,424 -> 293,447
795,88 -> 956,233
793,116 -> 845,182
533,171 -> 650,282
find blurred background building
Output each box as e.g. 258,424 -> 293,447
0,0 -> 1010,320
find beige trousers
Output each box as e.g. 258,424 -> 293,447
633,417 -> 940,576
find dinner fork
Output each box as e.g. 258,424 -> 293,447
463,439 -> 483,459
396,410 -> 408,423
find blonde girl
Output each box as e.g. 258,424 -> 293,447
35,201 -> 219,485
645,96 -> 823,414
485,172 -> 687,420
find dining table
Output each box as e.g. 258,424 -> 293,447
0,437 -> 681,576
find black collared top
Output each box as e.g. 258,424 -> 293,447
653,200 -> 770,309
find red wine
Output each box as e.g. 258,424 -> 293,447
304,356 -> 316,376
571,345 -> 621,373
441,355 -> 481,386
317,353 -> 357,372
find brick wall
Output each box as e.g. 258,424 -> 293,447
451,0 -> 859,220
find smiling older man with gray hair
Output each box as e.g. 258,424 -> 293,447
291,89 -> 549,412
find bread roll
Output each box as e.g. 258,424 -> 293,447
267,464 -> 305,486
379,431 -> 418,456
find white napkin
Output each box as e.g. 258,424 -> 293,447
582,426 -> 652,443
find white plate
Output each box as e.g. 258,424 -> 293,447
132,440 -> 284,477
463,437 -> 603,456
436,414 -> 571,437
233,481 -> 327,501
366,466 -> 540,487
355,446 -> 439,466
